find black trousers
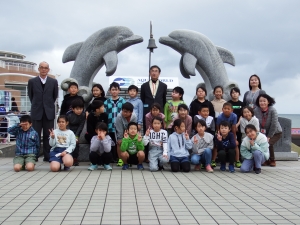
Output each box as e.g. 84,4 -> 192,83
32,111 -> 54,160
108,132 -> 118,161
89,151 -> 112,165
217,149 -> 236,165
170,162 -> 191,173
72,144 -> 79,159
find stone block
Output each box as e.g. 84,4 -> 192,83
274,117 -> 292,152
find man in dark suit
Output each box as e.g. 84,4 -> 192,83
28,62 -> 58,161
140,65 -> 167,117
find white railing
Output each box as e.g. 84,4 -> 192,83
0,60 -> 5,69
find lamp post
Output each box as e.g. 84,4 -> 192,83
147,21 -> 157,81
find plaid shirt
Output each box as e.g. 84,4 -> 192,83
104,97 -> 126,133
8,125 -> 39,155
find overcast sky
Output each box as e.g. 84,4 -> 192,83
1,0 -> 300,113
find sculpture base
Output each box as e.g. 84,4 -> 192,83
275,151 -> 299,161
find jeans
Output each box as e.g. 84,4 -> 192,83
240,150 -> 265,172
148,147 -> 168,171
190,148 -> 212,166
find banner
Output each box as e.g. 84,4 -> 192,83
108,76 -> 179,89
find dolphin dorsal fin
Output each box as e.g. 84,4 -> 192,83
181,53 -> 197,78
103,51 -> 118,76
62,42 -> 83,63
216,46 -> 235,66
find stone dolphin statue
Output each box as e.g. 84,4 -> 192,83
159,29 -> 237,100
62,26 -> 143,101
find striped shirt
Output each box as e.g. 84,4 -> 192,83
8,125 -> 39,155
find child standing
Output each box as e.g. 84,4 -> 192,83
104,82 -> 126,162
211,86 -> 227,119
168,104 -> 192,136
194,104 -> 215,136
60,82 -> 84,115
85,100 -> 108,143
143,116 -> 168,171
120,122 -> 145,170
228,87 -> 245,148
88,122 -> 113,171
215,121 -> 236,173
189,86 -> 215,124
191,120 -> 214,172
164,87 -> 185,128
49,116 -> 76,172
168,119 -> 193,173
127,85 -> 143,131
66,99 -> 86,166
145,103 -> 166,129
240,124 -> 269,174
240,106 -> 260,139
8,115 -> 39,172
86,84 -> 107,118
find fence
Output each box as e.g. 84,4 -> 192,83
0,84 -> 59,144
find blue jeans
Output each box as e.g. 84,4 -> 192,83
240,150 -> 265,172
190,148 -> 212,166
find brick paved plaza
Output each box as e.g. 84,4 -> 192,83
0,158 -> 300,225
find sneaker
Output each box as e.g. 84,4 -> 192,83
103,164 -> 112,170
117,159 -> 123,167
64,166 -> 70,171
211,160 -> 216,168
122,164 -> 129,170
158,165 -> 164,171
194,165 -> 200,171
88,164 -> 98,171
235,161 -> 241,168
220,164 -> 226,171
228,164 -> 235,173
201,164 -> 205,169
206,165 -> 214,173
255,168 -> 261,174
137,164 -> 144,170
73,158 -> 79,166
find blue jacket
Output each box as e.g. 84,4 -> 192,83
127,97 -> 143,125
168,132 -> 192,158
215,132 -> 236,151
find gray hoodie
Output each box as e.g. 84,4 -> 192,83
90,135 -> 112,155
115,112 -> 137,140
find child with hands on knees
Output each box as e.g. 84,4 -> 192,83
49,115 -> 76,172
191,120 -> 214,172
240,124 -> 269,174
88,122 -> 113,171
168,119 -> 193,173
143,116 -> 168,172
120,122 -> 145,170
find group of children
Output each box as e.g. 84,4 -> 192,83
9,81 -> 270,175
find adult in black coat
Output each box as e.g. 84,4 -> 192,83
140,65 -> 167,117
28,62 -> 58,161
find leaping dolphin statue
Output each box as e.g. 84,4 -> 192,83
62,26 -> 143,101
159,30 -> 237,100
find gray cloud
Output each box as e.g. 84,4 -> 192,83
1,0 -> 300,113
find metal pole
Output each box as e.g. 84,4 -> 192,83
149,50 -> 151,81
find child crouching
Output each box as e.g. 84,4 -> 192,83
88,122 -> 113,171
240,124 -> 269,174
49,116 -> 76,172
8,115 -> 39,172
143,116 -> 168,171
168,119 -> 192,172
191,120 -> 214,172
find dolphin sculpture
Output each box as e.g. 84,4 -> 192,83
62,26 -> 143,101
159,30 -> 237,100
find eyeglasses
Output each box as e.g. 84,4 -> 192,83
39,67 -> 49,70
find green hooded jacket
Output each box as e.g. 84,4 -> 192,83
120,134 -> 144,155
